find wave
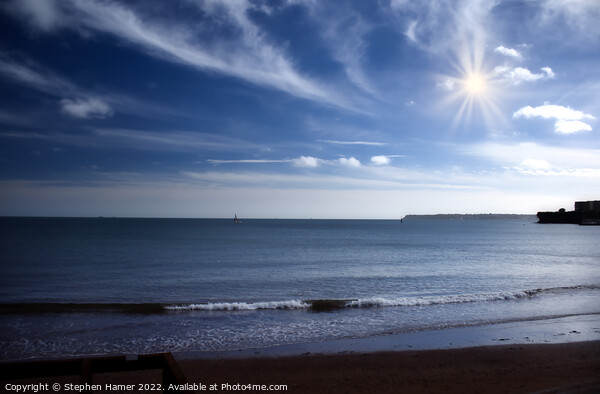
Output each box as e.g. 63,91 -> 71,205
166,300 -> 309,311
2,285 -> 596,314
167,285 -> 598,312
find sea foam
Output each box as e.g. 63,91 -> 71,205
163,286 -> 591,312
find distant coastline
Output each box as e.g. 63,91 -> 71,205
403,214 -> 537,220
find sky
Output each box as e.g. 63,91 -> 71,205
0,0 -> 599,218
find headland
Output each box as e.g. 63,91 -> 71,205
537,200 -> 600,225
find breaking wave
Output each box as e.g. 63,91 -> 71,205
2,285 -> 596,314
167,285 -> 597,312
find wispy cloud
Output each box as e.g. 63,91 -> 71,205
5,0 -> 64,31
294,1 -> 377,97
460,141 -> 600,175
0,128 -> 266,152
390,0 -> 496,53
206,159 -> 290,164
92,128 -> 267,151
510,157 -> 598,177
513,104 -> 595,134
538,0 -> 600,41
0,56 -> 75,96
404,20 -> 418,43
0,56 -> 169,119
436,79 -> 455,91
181,168 -> 485,191
205,156 -> 322,167
206,155 -> 364,168
319,140 -> 387,146
7,0 -> 355,110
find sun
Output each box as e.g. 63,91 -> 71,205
437,40 -> 510,133
465,74 -> 485,95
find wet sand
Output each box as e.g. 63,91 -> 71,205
179,341 -> 600,393
1,342 -> 599,393
2,316 -> 599,393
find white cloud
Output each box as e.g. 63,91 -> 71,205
371,155 -> 390,165
540,66 -> 555,79
60,98 -> 113,119
498,67 -> 555,85
513,104 -> 595,134
521,158 -> 551,169
369,155 -> 404,165
293,156 -> 320,168
494,45 -> 522,58
338,157 -> 361,167
513,104 -> 594,121
554,120 -> 593,134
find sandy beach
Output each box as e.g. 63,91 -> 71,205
179,341 -> 600,393
2,341 -> 599,393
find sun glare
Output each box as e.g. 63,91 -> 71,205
437,46 -> 507,132
465,74 -> 485,95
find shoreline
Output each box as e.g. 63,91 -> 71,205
2,315 -> 599,392
1,313 -> 599,364
177,313 -> 600,360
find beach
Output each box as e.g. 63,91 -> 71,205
179,341 -> 600,393
173,314 -> 600,392
3,341 -> 598,393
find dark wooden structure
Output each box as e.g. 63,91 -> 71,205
0,352 -> 189,393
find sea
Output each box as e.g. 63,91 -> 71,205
1,217 -> 599,361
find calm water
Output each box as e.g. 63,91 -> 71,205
1,217 -> 599,360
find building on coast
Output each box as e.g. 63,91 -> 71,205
537,200 -> 600,225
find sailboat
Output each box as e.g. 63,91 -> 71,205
234,214 -> 241,223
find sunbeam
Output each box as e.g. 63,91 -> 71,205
438,43 -> 508,133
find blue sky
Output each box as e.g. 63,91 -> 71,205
0,0 -> 598,218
